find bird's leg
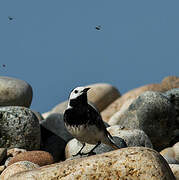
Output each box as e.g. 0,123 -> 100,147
73,143 -> 85,157
83,141 -> 101,156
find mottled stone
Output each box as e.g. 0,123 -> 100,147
0,106 -> 41,150
0,148 -> 7,164
0,76 -> 33,107
164,88 -> 179,124
0,161 -> 39,180
107,125 -> 153,148
8,147 -> 175,180
108,91 -> 177,151
101,76 -> 179,122
8,151 -> 54,167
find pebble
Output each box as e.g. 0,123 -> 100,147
101,76 -> 179,122
7,147 -> 175,180
107,125 -> 153,148
8,151 -> 54,167
0,76 -> 33,107
108,91 -> 177,151
0,161 -> 39,180
0,106 -> 41,150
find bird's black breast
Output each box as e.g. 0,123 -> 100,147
64,104 -> 107,132
64,108 -> 88,126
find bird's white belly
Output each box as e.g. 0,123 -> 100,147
66,124 -> 104,144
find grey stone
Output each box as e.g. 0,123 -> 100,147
164,88 -> 179,124
0,76 -> 33,107
107,125 -> 153,148
0,106 -> 41,150
40,113 -> 73,142
109,91 -> 177,151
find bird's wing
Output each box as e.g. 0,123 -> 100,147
87,104 -> 113,139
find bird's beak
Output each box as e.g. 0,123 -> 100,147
83,87 -> 90,93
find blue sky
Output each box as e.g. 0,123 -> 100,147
0,1 -> 179,113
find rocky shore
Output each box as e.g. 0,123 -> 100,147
0,75 -> 179,179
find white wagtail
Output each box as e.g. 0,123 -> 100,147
64,86 -> 120,156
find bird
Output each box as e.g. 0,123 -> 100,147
95,25 -> 101,30
8,16 -> 13,21
63,86 -> 120,156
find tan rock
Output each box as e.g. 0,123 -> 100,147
169,164 -> 179,180
8,151 -> 54,167
101,76 -> 179,122
0,161 -> 39,180
173,142 -> 179,161
0,76 -> 33,108
160,147 -> 178,164
8,147 -> 175,180
7,148 -> 27,157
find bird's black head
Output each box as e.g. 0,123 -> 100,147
68,86 -> 90,107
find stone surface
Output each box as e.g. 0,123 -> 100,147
7,148 -> 27,158
101,76 -> 179,122
40,113 -> 73,142
160,147 -> 179,164
0,161 -> 39,180
65,136 -> 127,159
8,147 -> 175,180
164,88 -> 179,124
173,142 -> 179,161
42,83 -> 120,118
8,151 -> 54,167
40,125 -> 66,162
0,106 -> 41,150
108,91 -> 177,151
0,148 -> 7,164
107,125 -> 153,148
169,164 -> 179,180
0,76 -> 33,107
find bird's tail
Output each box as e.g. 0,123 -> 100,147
103,131 -> 122,149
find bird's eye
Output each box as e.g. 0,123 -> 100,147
74,90 -> 78,94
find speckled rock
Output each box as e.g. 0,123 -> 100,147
8,151 -> 54,167
42,83 -> 120,118
0,161 -> 39,180
107,125 -> 153,148
8,147 -> 175,180
101,76 -> 179,122
65,136 -> 127,159
169,164 -> 179,180
164,88 -> 179,124
0,76 -> 33,107
0,106 -> 41,150
0,148 -> 7,164
108,91 -> 177,151
40,113 -> 73,142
